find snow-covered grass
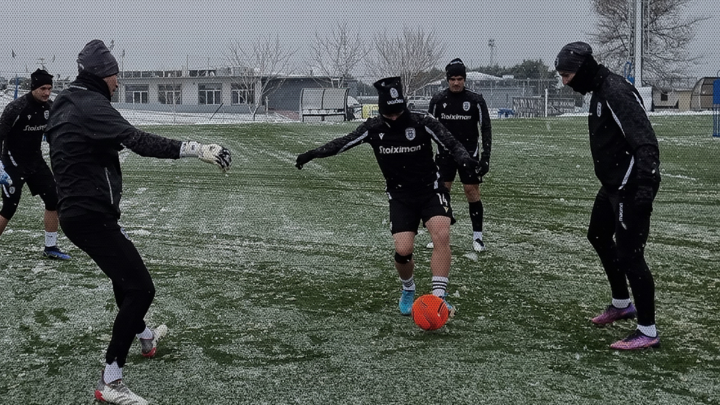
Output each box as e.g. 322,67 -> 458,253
1,116 -> 719,404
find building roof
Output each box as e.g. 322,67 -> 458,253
466,71 -> 503,81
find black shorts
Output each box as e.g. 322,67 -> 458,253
1,161 -> 58,218
436,151 -> 481,185
388,189 -> 455,234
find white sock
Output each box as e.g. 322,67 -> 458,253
104,361 -> 123,383
400,276 -> 415,291
473,231 -> 483,241
612,298 -> 631,309
431,276 -> 449,297
45,231 -> 58,248
637,324 -> 657,338
137,327 -> 153,340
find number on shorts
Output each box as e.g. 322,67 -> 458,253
436,193 -> 448,207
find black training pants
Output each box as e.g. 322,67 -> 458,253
61,215 -> 155,368
586,185 -> 656,326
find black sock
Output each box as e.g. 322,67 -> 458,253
469,200 -> 484,233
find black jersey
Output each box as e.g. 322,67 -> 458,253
0,92 -> 52,175
429,88 -> 491,158
588,66 -> 660,190
307,110 -> 474,193
46,73 -> 183,219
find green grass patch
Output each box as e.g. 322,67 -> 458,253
1,116 -> 719,404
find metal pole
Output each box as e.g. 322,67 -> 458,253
634,0 -> 643,88
713,73 -> 720,137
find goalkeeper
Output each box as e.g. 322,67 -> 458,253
45,39 -> 231,405
555,42 -> 660,351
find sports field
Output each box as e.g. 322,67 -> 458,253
1,115 -> 719,404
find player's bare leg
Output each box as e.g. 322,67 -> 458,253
0,215 -> 8,236
426,216 -> 451,278
426,215 -> 455,316
393,231 -> 416,315
44,209 -> 59,233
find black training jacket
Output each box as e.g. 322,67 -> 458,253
428,88 -> 492,160
0,92 -> 52,175
588,66 -> 660,190
306,110 -> 473,194
45,73 -> 183,219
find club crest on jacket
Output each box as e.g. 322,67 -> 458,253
405,128 -> 416,141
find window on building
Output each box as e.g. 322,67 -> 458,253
199,83 -> 222,105
231,83 -> 253,104
158,84 -> 182,105
125,84 -> 149,104
660,92 -> 669,102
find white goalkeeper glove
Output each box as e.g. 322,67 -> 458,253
180,141 -> 232,172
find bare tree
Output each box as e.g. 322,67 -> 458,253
309,22 -> 369,88
226,35 -> 297,121
365,27 -> 445,96
590,0 -> 707,84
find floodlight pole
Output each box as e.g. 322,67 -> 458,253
634,0 -> 643,88
488,39 -> 496,66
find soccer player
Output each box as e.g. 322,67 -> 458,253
295,76 -> 478,317
427,58 -> 492,252
45,40 -> 232,405
0,68 -> 71,259
555,42 -> 661,350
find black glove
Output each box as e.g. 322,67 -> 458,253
296,151 -> 316,169
478,155 -> 490,177
460,158 -> 480,176
634,185 -> 655,215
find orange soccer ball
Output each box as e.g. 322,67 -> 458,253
411,294 -> 449,331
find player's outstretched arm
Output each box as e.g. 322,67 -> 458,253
295,150 -> 316,169
180,141 -> 232,172
295,120 -> 374,170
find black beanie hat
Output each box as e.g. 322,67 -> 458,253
446,58 -> 467,80
555,42 -> 594,73
374,76 -> 406,115
31,69 -> 53,90
77,39 -> 119,78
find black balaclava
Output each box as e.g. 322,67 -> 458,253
567,57 -> 601,95
374,76 -> 406,116
555,41 -> 599,95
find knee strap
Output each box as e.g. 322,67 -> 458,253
394,252 -> 413,264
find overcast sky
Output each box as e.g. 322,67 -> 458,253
1,0 -> 718,80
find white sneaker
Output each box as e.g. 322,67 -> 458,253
95,371 -> 148,405
426,242 -> 434,249
140,324 -> 168,358
473,239 -> 486,252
